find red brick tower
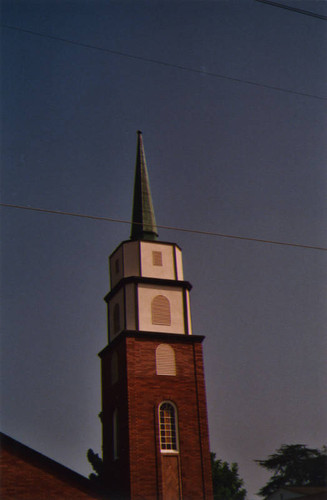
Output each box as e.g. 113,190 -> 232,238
99,131 -> 213,500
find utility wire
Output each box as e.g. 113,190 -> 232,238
255,0 -> 327,20
1,24 -> 326,101
1,203 -> 326,252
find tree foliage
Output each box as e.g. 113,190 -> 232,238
211,452 -> 247,500
87,448 -> 104,483
256,444 -> 327,497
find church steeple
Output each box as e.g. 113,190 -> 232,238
100,132 -> 213,500
130,131 -> 158,241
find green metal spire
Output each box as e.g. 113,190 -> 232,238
130,131 -> 158,241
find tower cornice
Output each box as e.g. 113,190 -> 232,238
109,239 -> 182,260
104,276 -> 192,303
98,331 -> 205,358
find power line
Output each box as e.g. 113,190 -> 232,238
255,0 -> 327,20
1,203 -> 326,252
1,24 -> 326,101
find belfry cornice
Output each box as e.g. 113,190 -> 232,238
98,331 -> 205,358
104,275 -> 192,303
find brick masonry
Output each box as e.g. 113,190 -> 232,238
100,331 -> 213,500
0,433 -> 102,499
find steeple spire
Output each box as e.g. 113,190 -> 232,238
130,131 -> 158,241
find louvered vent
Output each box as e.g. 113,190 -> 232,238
151,295 -> 171,325
156,344 -> 176,376
152,251 -> 163,266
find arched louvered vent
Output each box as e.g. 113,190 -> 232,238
113,303 -> 120,334
111,351 -> 118,385
151,295 -> 171,326
156,344 -> 176,376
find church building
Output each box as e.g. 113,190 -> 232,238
99,131 -> 213,499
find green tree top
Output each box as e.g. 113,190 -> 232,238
87,448 -> 104,483
211,453 -> 247,500
255,444 -> 327,498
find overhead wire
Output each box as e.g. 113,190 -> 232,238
255,0 -> 327,20
1,203 -> 326,252
1,21 -> 326,253
1,24 -> 326,101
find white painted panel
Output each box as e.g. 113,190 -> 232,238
174,247 -> 184,280
125,283 -> 136,330
138,284 -> 184,334
123,241 -> 140,278
186,290 -> 192,335
140,242 -> 175,279
109,246 -> 124,289
109,288 -> 124,341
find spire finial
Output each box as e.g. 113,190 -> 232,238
130,131 -> 158,241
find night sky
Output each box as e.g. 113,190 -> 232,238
1,1 -> 327,498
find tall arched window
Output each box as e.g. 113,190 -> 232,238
156,345 -> 176,376
113,408 -> 119,460
113,303 -> 120,334
151,295 -> 171,326
111,351 -> 118,385
159,402 -> 178,452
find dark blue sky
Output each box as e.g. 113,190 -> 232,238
1,1 -> 327,497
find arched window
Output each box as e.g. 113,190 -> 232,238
156,345 -> 176,376
159,402 -> 178,452
113,408 -> 119,460
151,295 -> 171,326
113,303 -> 120,334
111,351 -> 118,385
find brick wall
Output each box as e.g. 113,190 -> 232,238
100,332 -> 213,500
101,337 -> 131,499
0,434 -> 102,499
